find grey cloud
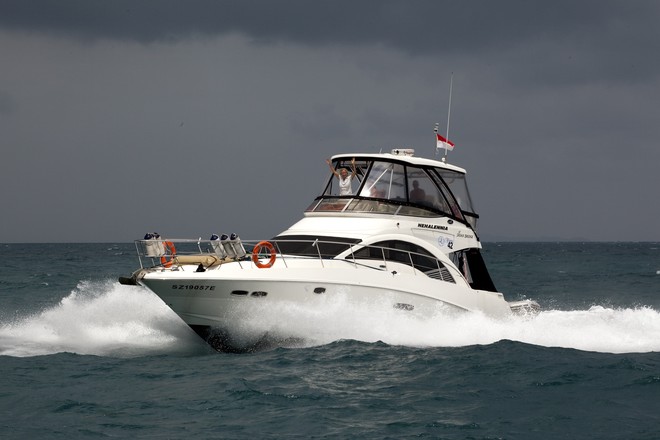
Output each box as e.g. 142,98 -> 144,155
1,1 -> 659,242
0,1 -> 655,53
289,105 -> 353,140
0,91 -> 17,114
2,0 -> 659,89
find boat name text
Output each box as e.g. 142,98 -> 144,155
417,223 -> 448,231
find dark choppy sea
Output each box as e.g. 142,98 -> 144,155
1,242 -> 659,439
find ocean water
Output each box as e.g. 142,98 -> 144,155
1,242 -> 659,439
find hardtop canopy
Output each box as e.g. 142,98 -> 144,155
320,151 -> 479,228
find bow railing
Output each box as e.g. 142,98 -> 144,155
133,237 -> 459,283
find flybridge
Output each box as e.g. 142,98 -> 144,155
319,151 -> 479,230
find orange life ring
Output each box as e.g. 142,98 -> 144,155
252,241 -> 277,269
160,241 -> 176,268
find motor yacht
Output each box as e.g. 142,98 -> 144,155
120,147 -> 539,352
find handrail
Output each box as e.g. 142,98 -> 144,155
133,237 -> 461,283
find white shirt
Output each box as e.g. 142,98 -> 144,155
339,176 -> 353,195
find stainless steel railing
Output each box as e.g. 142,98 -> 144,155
133,237 -> 459,283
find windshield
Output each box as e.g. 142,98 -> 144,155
322,158 -> 367,196
359,161 -> 405,200
435,169 -> 477,228
317,157 -> 471,224
436,169 -> 475,215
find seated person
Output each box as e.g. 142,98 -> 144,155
370,186 -> 387,199
409,180 -> 426,203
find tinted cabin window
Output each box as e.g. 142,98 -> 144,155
351,240 -> 444,274
273,235 -> 361,258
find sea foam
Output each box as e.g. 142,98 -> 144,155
201,291 -> 660,354
2,282 -> 659,357
0,280 -> 205,358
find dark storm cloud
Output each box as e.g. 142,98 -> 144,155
0,1 -> 628,45
2,0 -> 660,86
2,0 -> 660,242
0,1 -> 626,45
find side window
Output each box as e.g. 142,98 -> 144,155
359,162 -> 406,201
274,235 -> 361,257
437,170 -> 475,214
351,240 -> 445,274
430,171 -> 464,220
406,167 -> 450,213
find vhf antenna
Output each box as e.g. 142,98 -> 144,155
435,73 -> 454,163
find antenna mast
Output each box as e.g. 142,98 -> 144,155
444,73 -> 454,161
435,73 -> 454,163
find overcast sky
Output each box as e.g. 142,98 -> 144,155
2,1 -> 659,242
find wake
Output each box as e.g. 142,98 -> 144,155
2,281 -> 659,356
236,296 -> 660,354
393,305 -> 660,354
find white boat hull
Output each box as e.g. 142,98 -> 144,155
139,258 -> 513,351
124,149 -> 542,351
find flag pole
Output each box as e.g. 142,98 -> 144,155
444,72 -> 454,161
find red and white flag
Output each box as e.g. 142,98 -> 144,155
436,133 -> 455,151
